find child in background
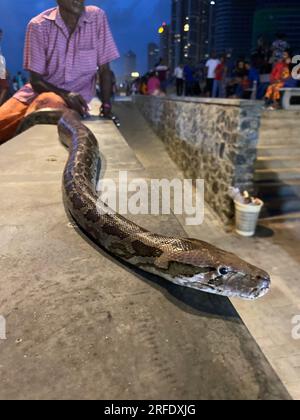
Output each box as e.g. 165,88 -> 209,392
265,51 -> 291,109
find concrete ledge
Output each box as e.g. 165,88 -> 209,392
135,95 -> 263,224
151,94 -> 263,108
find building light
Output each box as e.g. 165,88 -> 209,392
131,72 -> 140,78
158,26 -> 164,34
184,24 -> 190,32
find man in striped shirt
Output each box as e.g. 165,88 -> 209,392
0,0 -> 119,144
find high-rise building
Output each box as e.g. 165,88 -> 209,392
171,0 -> 184,68
253,0 -> 300,52
214,0 -> 300,60
158,23 -> 171,66
148,43 -> 160,71
170,0 -> 216,68
214,0 -> 257,59
124,50 -> 137,79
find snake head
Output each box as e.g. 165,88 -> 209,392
162,238 -> 271,300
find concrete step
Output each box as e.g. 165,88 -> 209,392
261,196 -> 300,216
257,145 -> 300,157
258,128 -> 300,145
261,110 -> 300,120
254,168 -> 300,182
255,156 -> 300,170
255,180 -> 300,199
260,118 -> 300,130
259,211 -> 300,222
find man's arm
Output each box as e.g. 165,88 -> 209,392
29,71 -> 88,116
0,70 -> 9,105
98,64 -> 112,117
0,87 -> 8,105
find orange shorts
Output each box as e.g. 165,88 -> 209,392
0,92 -> 68,144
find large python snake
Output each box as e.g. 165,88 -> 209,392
16,109 -> 271,300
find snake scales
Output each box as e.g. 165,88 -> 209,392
17,109 -> 270,300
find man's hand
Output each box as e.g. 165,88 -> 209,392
63,92 -> 88,117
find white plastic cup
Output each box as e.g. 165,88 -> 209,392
234,199 -> 264,237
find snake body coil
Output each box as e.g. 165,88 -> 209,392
17,109 -> 271,300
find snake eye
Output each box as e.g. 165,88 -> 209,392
219,267 -> 229,276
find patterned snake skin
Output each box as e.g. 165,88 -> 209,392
17,109 -> 271,300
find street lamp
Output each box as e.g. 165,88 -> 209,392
208,0 -> 216,53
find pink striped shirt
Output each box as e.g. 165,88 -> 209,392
14,6 -> 119,104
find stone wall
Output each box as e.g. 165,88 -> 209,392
135,95 -> 262,224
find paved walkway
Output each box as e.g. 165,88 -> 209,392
0,110 -> 290,399
114,101 -> 300,400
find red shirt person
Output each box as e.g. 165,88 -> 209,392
0,0 -> 119,144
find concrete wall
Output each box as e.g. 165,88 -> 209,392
135,95 -> 262,224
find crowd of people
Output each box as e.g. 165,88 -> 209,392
131,33 -> 299,110
1,23 -> 300,114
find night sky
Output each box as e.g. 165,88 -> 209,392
0,0 -> 171,77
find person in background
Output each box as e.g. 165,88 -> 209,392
245,61 -> 260,86
139,77 -> 148,95
0,72 -> 9,105
252,36 -> 272,75
12,77 -> 19,93
227,59 -> 248,98
0,0 -> 119,144
147,72 -> 161,96
265,50 -> 291,109
270,33 -> 290,64
0,28 -> 9,105
192,69 -> 201,96
205,51 -> 220,97
155,58 -> 169,93
212,56 -> 227,98
244,61 -> 260,99
17,71 -> 25,89
174,64 -> 184,96
184,62 -> 194,96
125,80 -> 131,96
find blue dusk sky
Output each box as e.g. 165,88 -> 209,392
0,0 -> 171,77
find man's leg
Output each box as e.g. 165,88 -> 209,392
176,79 -> 180,96
0,93 -> 69,145
212,80 -> 218,98
208,79 -> 214,97
0,98 -> 28,144
179,79 -> 184,96
205,79 -> 210,96
25,92 -> 68,115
